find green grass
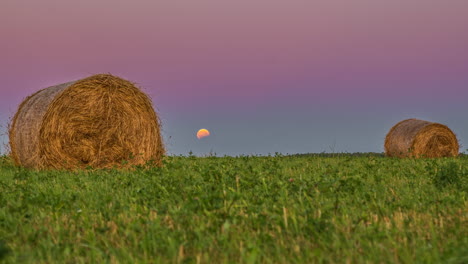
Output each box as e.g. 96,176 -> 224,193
0,154 -> 467,263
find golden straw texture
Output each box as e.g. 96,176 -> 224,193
384,119 -> 459,158
9,74 -> 164,170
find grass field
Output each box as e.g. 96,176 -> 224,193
0,154 -> 467,263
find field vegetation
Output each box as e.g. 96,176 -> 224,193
0,154 -> 467,263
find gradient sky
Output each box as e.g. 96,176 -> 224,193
1,0 -> 467,155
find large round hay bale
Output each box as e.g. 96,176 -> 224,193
9,74 -> 165,170
384,118 -> 458,158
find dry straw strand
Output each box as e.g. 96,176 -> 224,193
384,118 -> 459,158
9,74 -> 164,170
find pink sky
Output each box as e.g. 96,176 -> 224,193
1,0 -> 467,155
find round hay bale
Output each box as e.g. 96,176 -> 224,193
9,74 -> 165,170
384,118 -> 459,158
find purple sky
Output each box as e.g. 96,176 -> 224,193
1,0 -> 467,155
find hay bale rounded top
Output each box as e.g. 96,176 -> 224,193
384,118 -> 458,158
9,74 -> 164,170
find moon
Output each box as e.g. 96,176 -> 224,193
196,128 -> 210,139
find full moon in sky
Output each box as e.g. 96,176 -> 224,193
196,128 -> 210,139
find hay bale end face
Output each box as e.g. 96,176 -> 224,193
9,74 -> 165,170
384,119 -> 459,158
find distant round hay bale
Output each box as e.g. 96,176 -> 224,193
9,74 -> 165,170
384,118 -> 458,158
